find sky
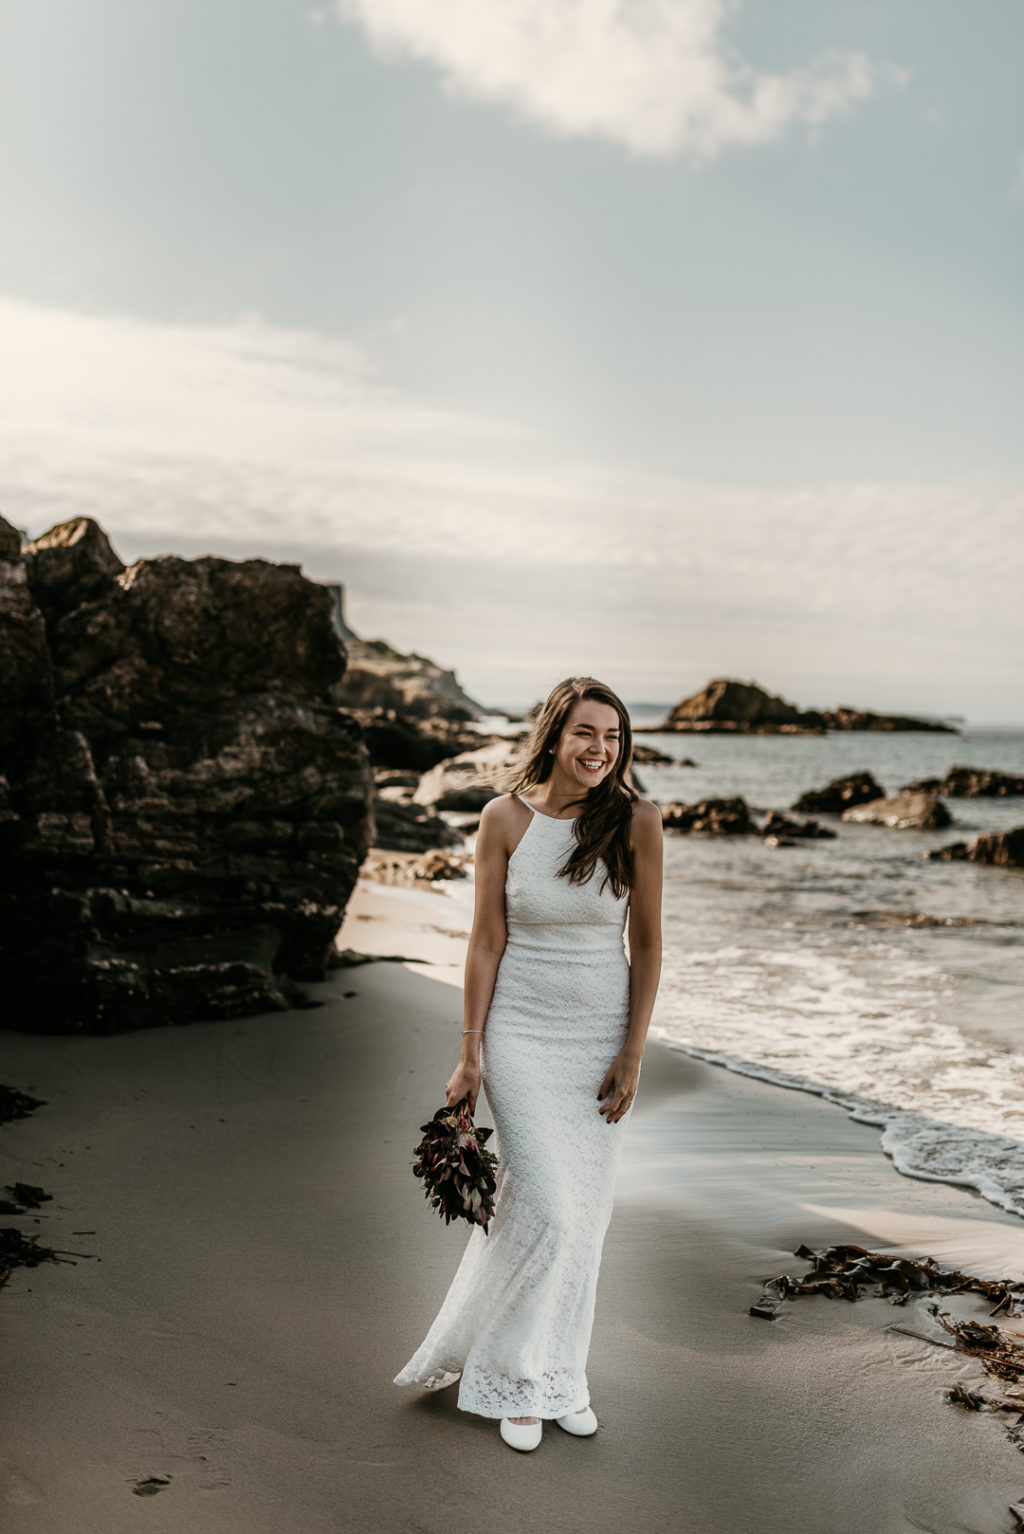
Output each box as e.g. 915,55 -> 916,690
1,0 -> 1022,719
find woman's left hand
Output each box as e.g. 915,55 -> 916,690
597,1050 -> 641,1124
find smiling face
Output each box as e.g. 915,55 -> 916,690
551,698 -> 622,791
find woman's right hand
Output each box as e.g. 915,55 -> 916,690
445,1058 -> 481,1113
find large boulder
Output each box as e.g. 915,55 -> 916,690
0,516 -> 373,1033
841,792 -> 952,830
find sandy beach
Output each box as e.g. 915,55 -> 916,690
3,874 -> 1024,1534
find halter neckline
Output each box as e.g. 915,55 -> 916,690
517,794 -> 580,823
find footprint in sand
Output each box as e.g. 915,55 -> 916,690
131,1476 -> 171,1497
0,1459 -> 42,1507
185,1427 -> 232,1491
127,1424 -> 232,1494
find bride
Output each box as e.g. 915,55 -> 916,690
394,676 -> 663,1451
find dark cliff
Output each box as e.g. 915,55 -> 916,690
0,516 -> 374,1033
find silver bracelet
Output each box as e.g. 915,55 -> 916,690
463,1029 -> 483,1034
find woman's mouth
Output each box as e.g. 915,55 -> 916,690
578,759 -> 605,775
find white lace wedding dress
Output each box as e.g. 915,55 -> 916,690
393,794 -> 638,1419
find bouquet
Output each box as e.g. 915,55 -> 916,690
411,1096 -> 498,1233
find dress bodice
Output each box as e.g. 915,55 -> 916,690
504,797 -> 629,958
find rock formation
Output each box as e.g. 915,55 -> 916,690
360,848 -> 474,884
348,708 -> 502,772
823,706 -> 957,733
661,680 -> 823,734
841,792 -> 952,830
760,811 -> 836,841
967,829 -> 1024,866
370,796 -> 465,854
655,679 -> 957,734
331,625 -> 486,722
412,740 -> 524,812
659,798 -> 756,835
792,772 -> 885,815
631,743 -> 676,764
928,829 -> 1024,868
657,800 -> 834,840
902,766 -> 1024,798
0,516 -> 374,1033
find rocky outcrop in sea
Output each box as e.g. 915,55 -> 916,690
928,829 -> 1024,867
902,766 -> 1024,798
653,679 -> 958,735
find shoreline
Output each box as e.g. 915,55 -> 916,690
1,874 -> 1023,1531
653,1035 -> 1024,1231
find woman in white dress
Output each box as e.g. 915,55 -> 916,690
394,676 -> 663,1451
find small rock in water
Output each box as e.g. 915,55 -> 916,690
841,791 -> 951,830
792,771 -> 884,814
659,797 -> 755,835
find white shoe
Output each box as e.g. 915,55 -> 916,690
555,1405 -> 598,1436
500,1417 -> 542,1452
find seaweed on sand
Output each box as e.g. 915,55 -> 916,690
0,1183 -> 93,1287
749,1240 -> 1024,1512
0,1084 -> 46,1127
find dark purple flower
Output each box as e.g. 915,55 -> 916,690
411,1097 -> 498,1233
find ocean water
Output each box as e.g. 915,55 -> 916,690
471,710 -> 1024,1221
629,713 -> 1024,1224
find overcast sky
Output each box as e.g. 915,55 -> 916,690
2,1 -> 1021,719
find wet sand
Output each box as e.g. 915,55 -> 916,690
2,877 -> 1023,1533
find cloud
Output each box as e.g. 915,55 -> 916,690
330,0 -> 904,160
1,294 -> 1019,713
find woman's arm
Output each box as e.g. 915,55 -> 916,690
444,796 -> 511,1113
623,798 -> 664,1058
598,798 -> 664,1123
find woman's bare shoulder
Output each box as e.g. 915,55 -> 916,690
480,792 -> 528,826
478,792 -> 529,849
629,797 -> 663,846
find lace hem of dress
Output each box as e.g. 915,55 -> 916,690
393,1363 -> 460,1391
394,1360 -> 589,1420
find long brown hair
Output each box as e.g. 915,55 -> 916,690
503,677 -> 638,899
